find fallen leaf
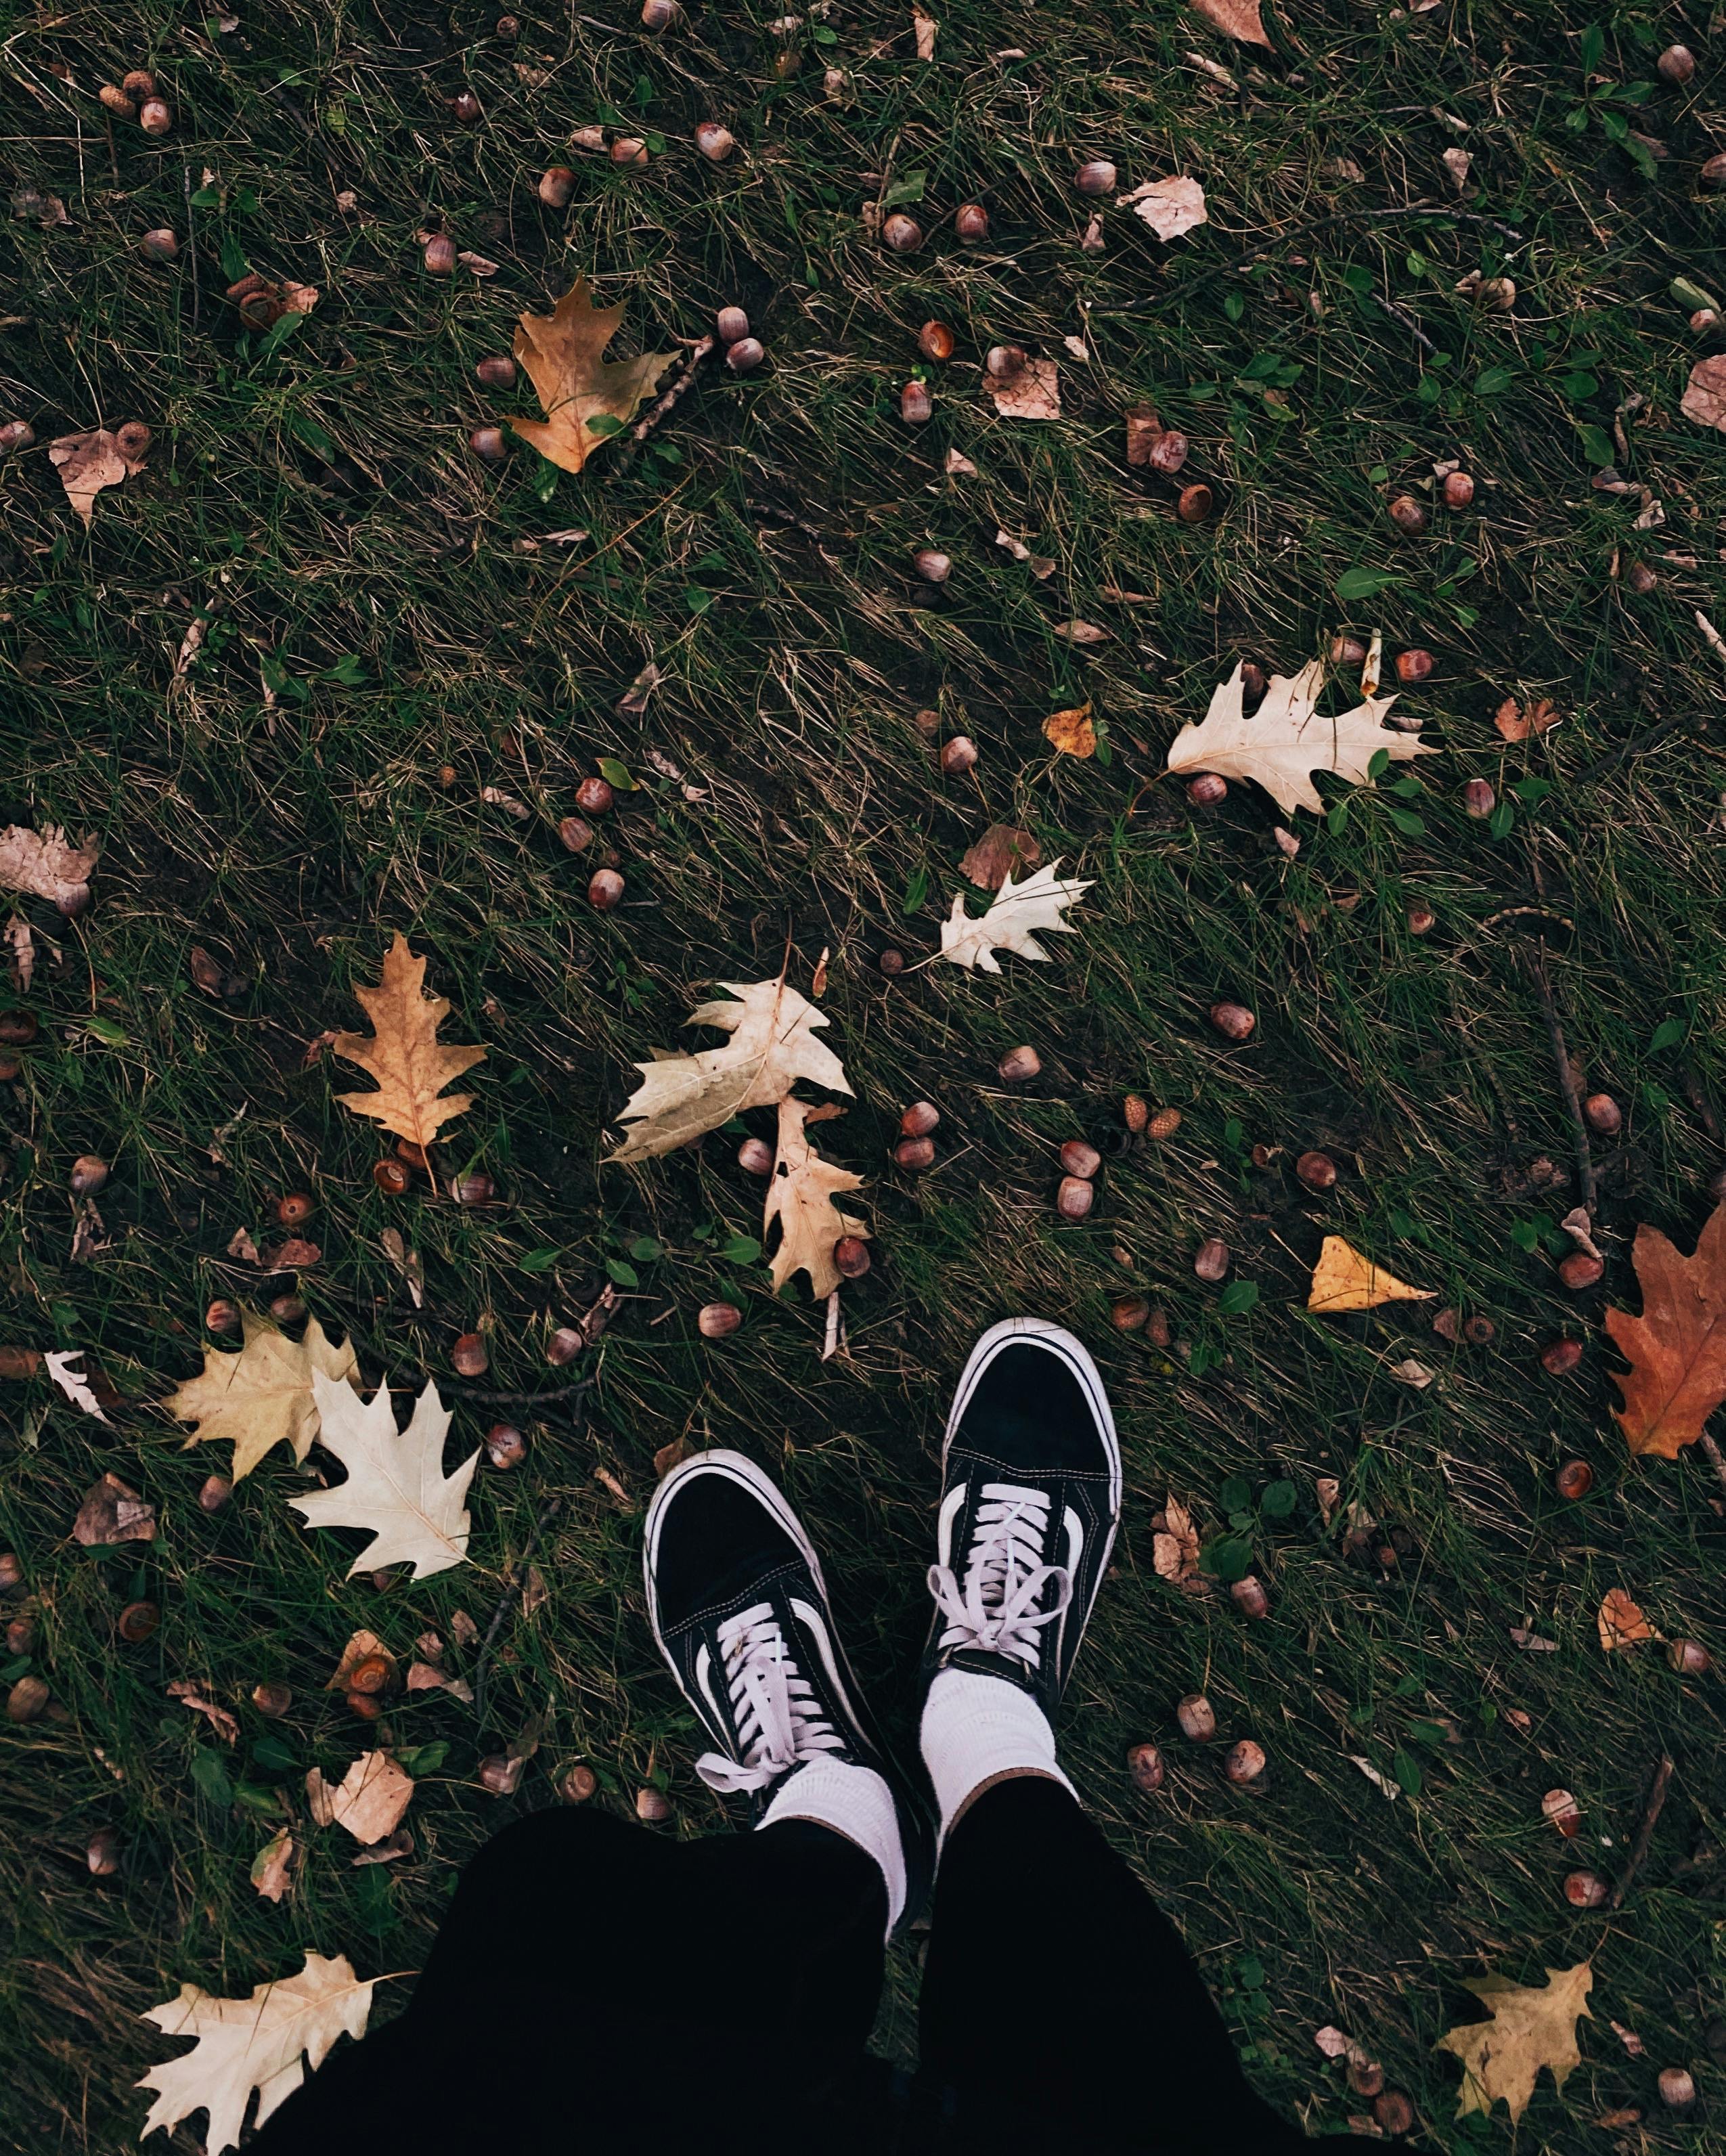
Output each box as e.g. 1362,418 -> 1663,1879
913,7 -> 936,58
12,185 -> 70,226
1314,2026 -> 1352,2060
1043,704 -> 1097,757
227,1226 -> 263,1264
73,1472 -> 156,1546
1191,0 -> 1272,47
1681,355 -> 1726,433
0,823 -> 99,909
307,1752 -> 415,1844
6,915 -> 33,990
289,1373 -> 476,1581
48,426 -> 146,527
324,1630 -> 394,1692
1063,334 -> 1088,360
1510,1625 -> 1559,1651
946,447 -> 979,475
1611,2020 -> 1645,2058
167,1681 -> 240,1744
764,1097 -> 868,1299
1435,1962 -> 1593,2123
250,1827 -> 296,1903
1124,409 -> 1189,473
1595,2109 -> 1642,2130
1442,146 -> 1472,191
332,933 -> 487,1153
263,1237 -> 320,1271
507,276 -> 676,475
68,1197 -> 109,1266
1166,662 -> 1436,816
1122,175 -> 1209,242
1054,620 -> 1110,644
604,977 -> 851,1164
45,1349 -> 110,1422
959,824 -> 1042,891
162,1310 -> 359,1481
450,1609 -> 480,1649
1350,1756 -> 1400,1799
457,251 -> 497,277
521,1563 -> 548,1618
1314,1474 -> 1341,1524
1389,1357 -> 1435,1388
0,1346 -> 42,1379
380,1227 -> 424,1308
1494,696 -> 1562,741
618,660 -> 662,717
984,357 -> 1061,421
406,1660 -> 474,1702
1597,1587 -> 1660,1652
939,860 -> 1094,974
350,1828 -> 414,1866
136,1951 -> 376,2156
1308,1236 -> 1433,1313
1603,1203 -> 1726,1460
1152,1496 -> 1201,1585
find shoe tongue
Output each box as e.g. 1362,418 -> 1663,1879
942,1645 -> 1038,1690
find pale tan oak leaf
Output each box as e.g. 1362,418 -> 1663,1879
162,1310 -> 359,1480
0,823 -> 98,909
288,1371 -> 477,1580
304,1751 -> 416,1843
508,277 -> 676,475
1435,1962 -> 1593,2123
939,860 -> 1094,973
764,1097 -> 869,1299
1166,661 -> 1436,817
332,932 -> 486,1152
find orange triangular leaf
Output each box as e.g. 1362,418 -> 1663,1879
1604,1204 -> 1726,1459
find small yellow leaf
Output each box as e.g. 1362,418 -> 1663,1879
1597,1587 -> 1660,1652
1307,1235 -> 1432,1313
1043,704 -> 1096,757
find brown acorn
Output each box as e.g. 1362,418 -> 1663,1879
1542,1788 -> 1583,1836
140,228 -> 179,263
252,1681 -> 292,1717
139,97 -> 173,135
1373,2090 -> 1416,2136
1394,648 -> 1434,684
1658,2068 -> 1696,2112
1059,1139 -> 1102,1181
897,1103 -> 939,1141
0,1554 -> 23,1596
1583,1093 -> 1622,1135
954,202 -> 990,242
5,1616 -> 34,1657
1463,777 -> 1496,818
1657,44 -> 1696,84
1231,1576 -> 1269,1619
1558,1252 -> 1603,1290
475,354 -> 517,389
1442,470 -> 1475,508
1666,1638 -> 1712,1675
575,775 -> 615,814
895,1135 -> 936,1171
1624,560 -> 1658,595
451,1331 -> 489,1376
1348,2060 -> 1386,2099
453,1172 -> 494,1206
1562,1870 -> 1609,1908
1295,1151 -> 1337,1191
698,1302 -> 742,1339
449,89 -> 482,123
0,422 -> 34,459
939,735 -> 977,774
200,1475 -> 233,1513
1209,1001 -> 1255,1041
636,1784 -> 673,1821
1057,1175 -> 1094,1220
1111,1294 -> 1151,1333
478,1753 -> 525,1793
485,1422 -> 527,1469
694,121 -> 736,162
546,1327 -> 584,1365
560,1763 -> 600,1801
1407,902 -> 1436,936
834,1235 -> 872,1279
1187,774 -> 1228,807
641,0 -> 680,29
122,68 -> 158,97
70,1154 -> 110,1195
900,380 -> 933,424
1463,1315 -> 1495,1345
998,1044 -> 1041,1082
610,137 -> 648,166
0,1013 -> 38,1045
7,1675 -> 49,1723
1193,1237 -> 1230,1281
882,213 -> 923,252
1074,160 -> 1117,196
87,1826 -> 123,1876
423,235 -> 458,275
373,1158 -> 412,1195
1127,1741 -> 1165,1791
716,305 -> 750,347
588,868 -> 625,910
916,550 -> 953,586
349,1654 -> 393,1696
469,426 -> 508,463
1223,1738 -> 1266,1785
118,1600 -> 160,1644
1331,635 -> 1368,666
726,338 -> 766,372
274,1191 -> 315,1227
558,815 -> 594,854
539,166 -> 577,208
1177,483 -> 1214,523
1176,1692 -> 1216,1741
205,1298 -> 240,1334
1388,494 -> 1428,535
738,1137 -> 775,1174
919,320 -> 956,361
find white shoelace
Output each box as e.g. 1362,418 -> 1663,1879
696,1601 -> 848,1795
927,1480 -> 1073,1672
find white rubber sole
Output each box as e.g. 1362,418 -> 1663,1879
942,1316 -> 1122,1511
642,1448 -> 827,1668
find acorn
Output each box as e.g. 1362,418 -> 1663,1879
496,13 -> 521,34
1111,1294 -> 1151,1333
87,1826 -> 123,1876
900,380 -> 933,423
699,1302 -> 742,1338
0,1553 -> 22,1594
1624,560 -> 1658,595
539,166 -> 577,208
99,84 -> 137,118
546,1327 -> 584,1365
1666,1638 -> 1712,1675
118,1600 -> 160,1644
916,550 -> 953,585
1224,1738 -> 1266,1786
919,320 -> 956,361
1542,1788 -> 1583,1836
726,337 -> 766,372
1388,493 -> 1428,535
1176,1692 -> 1216,1741
205,1298 -> 240,1334
1693,308 -> 1721,333
475,354 -> 517,389
1463,778 -> 1496,819
0,421 -> 34,456
274,1191 -> 315,1227
1373,2090 -> 1416,2136
1563,1870 -> 1609,1908
716,305 -> 751,347
882,213 -> 923,252
469,426 -> 508,463
1541,1336 -> 1583,1376
611,137 -> 648,166
1407,902 -> 1436,936
451,1332 -> 489,1377
1658,2068 -> 1696,2111
139,97 -> 173,135
453,1172 -> 495,1206
834,1234 -> 872,1279
1395,648 -> 1434,684
0,1013 -> 39,1045
199,1475 -> 232,1512
1177,483 -> 1214,523
1149,1107 -> 1182,1139
1231,1576 -> 1269,1619
7,1675 -> 49,1723
954,202 -> 990,242
479,1753 -> 525,1794
424,235 -> 458,275
373,1158 -> 412,1194
738,1137 -> 775,1174
114,420 -> 152,463
1583,1093 -> 1621,1135
1209,1001 -> 1255,1041
449,89 -> 483,123
641,0 -> 680,28
877,948 -> 906,975
1127,1742 -> 1165,1792
6,1615 -> 35,1656
249,1681 -> 290,1718
895,1135 -> 936,1171
558,815 -> 594,854
1296,1150 -> 1337,1191
575,775 -> 615,814
123,68 -> 158,97
900,1101 -> 941,1139
636,1784 -> 673,1822
139,228 -> 179,263
1331,635 -> 1368,666
485,1422 -> 527,1469
571,125 -> 608,152
998,1045 -> 1041,1082
1657,44 -> 1696,85
1187,774 -> 1228,807
70,1155 -> 110,1196
939,735 -> 977,774
588,869 -> 625,910
560,1763 -> 599,1801
1193,1237 -> 1230,1281
694,121 -> 736,161
1559,1252 -> 1603,1290
1442,470 -> 1475,508
1057,1175 -> 1094,1220
1555,1457 -> 1593,1500
1348,2060 -> 1386,2099
1075,159 -> 1117,196
986,344 -> 1026,382
1060,1139 -> 1101,1181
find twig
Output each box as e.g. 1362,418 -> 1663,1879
471,1494 -> 565,1728
449,1380 -> 594,1407
183,164 -> 199,332
1700,1430 -> 1726,1499
1608,1754 -> 1674,1910
1525,946 -> 1597,1212
1376,294 -> 1436,354
619,336 -> 715,462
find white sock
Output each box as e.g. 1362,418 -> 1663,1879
760,1757 -> 906,1937
920,1668 -> 1074,1844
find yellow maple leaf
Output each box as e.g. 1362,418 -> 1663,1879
764,1098 -> 868,1299
1043,703 -> 1096,757
1597,1586 -> 1660,1652
162,1310 -> 359,1480
507,277 -> 676,475
1307,1235 -> 1432,1313
1436,1962 -> 1593,2122
332,933 -> 486,1152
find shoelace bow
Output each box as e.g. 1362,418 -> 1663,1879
927,1480 -> 1073,1671
696,1601 -> 847,1795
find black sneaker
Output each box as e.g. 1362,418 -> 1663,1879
644,1449 -> 933,1927
922,1319 -> 1122,1718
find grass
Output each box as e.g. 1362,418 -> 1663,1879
3,0 -> 1726,2144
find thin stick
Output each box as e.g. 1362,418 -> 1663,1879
471,1495 -> 565,1728
1700,1430 -> 1726,1499
1608,1754 -> 1674,1910
620,336 -> 715,460
450,1379 -> 594,1407
1526,947 -> 1597,1212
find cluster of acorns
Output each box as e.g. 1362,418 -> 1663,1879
97,67 -> 171,135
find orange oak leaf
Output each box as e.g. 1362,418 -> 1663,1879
1597,1587 -> 1659,1652
332,933 -> 486,1153
1603,1204 -> 1726,1459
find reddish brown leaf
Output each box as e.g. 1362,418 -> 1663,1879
1604,1204 -> 1726,1459
959,825 -> 1042,891
1191,0 -> 1272,49
0,1346 -> 42,1380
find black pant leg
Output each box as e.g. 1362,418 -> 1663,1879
250,1809 -> 889,2155
916,1776 -> 1341,2154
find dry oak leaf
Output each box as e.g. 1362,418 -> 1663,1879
1152,1496 -> 1202,1585
406,1659 -> 474,1702
1435,1962 -> 1593,2124
960,824 -> 1041,892
0,822 -> 98,909
250,1826 -> 297,1904
1494,696 -> 1562,741
162,1310 -> 359,1482
1681,354 -> 1726,433
507,276 -> 676,475
332,932 -> 486,1153
1191,0 -> 1273,47
73,1472 -> 156,1546
913,6 -> 937,58
1121,175 -> 1209,243
985,357 -> 1061,422
137,1950 -> 376,2155
1603,1203 -> 1726,1460
939,860 -> 1094,973
305,1751 -> 416,1844
49,424 -> 149,528
605,977 -> 850,1165
288,1371 -> 477,1580
1167,662 -> 1436,817
1597,1587 -> 1660,1652
1054,620 -> 1110,645
1044,704 -> 1097,757
1308,1236 -> 1433,1313
45,1349 -> 110,1422
167,1681 -> 240,1743
764,1097 -> 869,1299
